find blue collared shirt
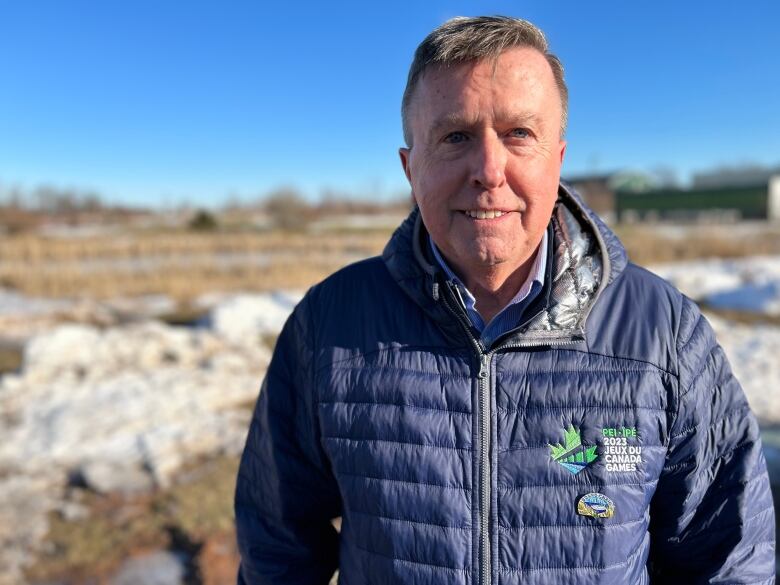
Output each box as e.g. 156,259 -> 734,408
430,230 -> 548,347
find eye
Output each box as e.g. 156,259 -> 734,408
510,128 -> 530,139
443,131 -> 468,144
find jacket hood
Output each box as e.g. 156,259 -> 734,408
381,182 -> 628,346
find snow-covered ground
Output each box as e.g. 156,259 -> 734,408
0,291 -> 300,584
0,288 -> 180,344
648,255 -> 780,315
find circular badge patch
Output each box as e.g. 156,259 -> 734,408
577,492 -> 615,519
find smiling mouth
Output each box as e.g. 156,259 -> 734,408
460,209 -> 513,220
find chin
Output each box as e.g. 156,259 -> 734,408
470,248 -> 509,267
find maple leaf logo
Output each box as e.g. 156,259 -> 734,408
548,425 -> 598,474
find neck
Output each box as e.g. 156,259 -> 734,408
460,254 -> 538,324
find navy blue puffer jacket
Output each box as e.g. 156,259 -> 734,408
235,185 -> 776,584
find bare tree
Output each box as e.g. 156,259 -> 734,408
263,188 -> 312,231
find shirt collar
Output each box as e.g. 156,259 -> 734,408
428,229 -> 548,311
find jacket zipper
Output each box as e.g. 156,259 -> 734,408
439,280 -> 581,585
477,353 -> 491,585
439,282 -> 492,585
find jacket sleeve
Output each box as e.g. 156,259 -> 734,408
234,293 -> 342,584
648,299 -> 776,584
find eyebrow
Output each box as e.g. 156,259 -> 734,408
429,111 -> 543,136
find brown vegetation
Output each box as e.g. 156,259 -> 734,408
0,230 -> 390,302
614,223 -> 780,264
26,456 -> 241,585
1,221 -> 778,306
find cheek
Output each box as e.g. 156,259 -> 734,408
412,168 -> 461,214
524,196 -> 558,239
512,159 -> 561,202
412,148 -> 469,191
510,175 -> 559,230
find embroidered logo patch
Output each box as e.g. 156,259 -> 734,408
601,426 -> 642,473
548,425 -> 598,474
577,492 -> 615,519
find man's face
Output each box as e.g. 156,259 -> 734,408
400,47 -> 566,279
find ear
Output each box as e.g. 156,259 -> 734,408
398,147 -> 412,183
558,139 -> 567,164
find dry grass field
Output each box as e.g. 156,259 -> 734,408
1,221 -> 778,307
613,221 -> 780,264
0,229 -> 391,303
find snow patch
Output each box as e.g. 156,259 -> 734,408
648,255 -> 780,315
0,291 -> 301,578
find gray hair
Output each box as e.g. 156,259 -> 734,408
401,16 -> 568,146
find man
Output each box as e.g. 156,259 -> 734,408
235,16 -> 776,584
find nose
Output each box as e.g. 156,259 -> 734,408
469,134 -> 506,190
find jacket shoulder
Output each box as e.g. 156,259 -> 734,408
307,255 -> 395,307
620,261 -> 703,343
299,255 -> 419,344
586,260 -> 702,376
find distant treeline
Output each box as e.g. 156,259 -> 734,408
237,188 -> 412,230
0,184 -> 413,234
0,185 -> 148,234
0,185 -> 107,212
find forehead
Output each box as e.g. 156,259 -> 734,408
410,47 -> 559,127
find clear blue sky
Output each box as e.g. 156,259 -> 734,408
1,0 -> 779,208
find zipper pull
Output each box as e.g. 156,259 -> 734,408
478,355 -> 489,379
432,282 -> 439,301
449,281 -> 468,311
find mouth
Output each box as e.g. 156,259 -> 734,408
459,209 -> 515,220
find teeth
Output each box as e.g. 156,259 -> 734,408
465,210 -> 506,219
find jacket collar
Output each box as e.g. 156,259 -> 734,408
381,182 -> 628,348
